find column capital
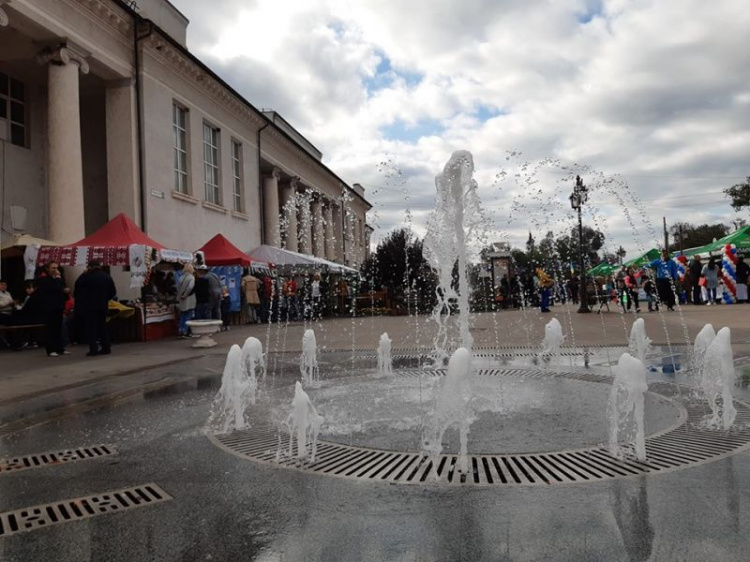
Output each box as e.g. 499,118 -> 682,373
270,167 -> 281,180
0,1 -> 9,28
37,42 -> 90,75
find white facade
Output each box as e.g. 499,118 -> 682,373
0,0 -> 371,267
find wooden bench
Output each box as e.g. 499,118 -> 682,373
0,323 -> 45,349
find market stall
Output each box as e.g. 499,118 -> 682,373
196,234 -> 271,321
247,245 -> 358,275
247,245 -> 359,318
25,213 -> 193,341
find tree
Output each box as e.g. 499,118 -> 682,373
668,222 -> 729,253
360,228 -> 436,312
725,176 -> 750,211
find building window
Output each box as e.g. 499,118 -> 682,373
172,103 -> 189,193
203,123 -> 220,204
231,140 -> 243,212
0,72 -> 26,148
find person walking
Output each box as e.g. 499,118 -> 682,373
642,274 -> 658,312
624,267 -> 641,313
36,262 -> 68,357
194,266 -> 211,320
736,256 -> 749,303
241,269 -> 261,324
647,250 -> 679,311
569,274 -> 580,305
701,257 -> 720,305
220,286 -> 232,331
536,267 -> 554,313
74,261 -> 116,356
689,255 -> 703,305
176,264 -> 196,338
310,272 -> 323,321
205,268 -> 223,321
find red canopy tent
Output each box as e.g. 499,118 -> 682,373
73,213 -> 165,250
198,234 -> 270,271
198,234 -> 250,266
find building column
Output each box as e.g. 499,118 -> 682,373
298,191 -> 313,255
105,79 -> 140,223
263,167 -> 281,247
324,202 -> 335,261
38,43 -> 90,243
281,178 -> 298,252
332,203 -> 343,261
311,195 -> 325,258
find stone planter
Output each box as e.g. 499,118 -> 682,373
186,320 -> 223,348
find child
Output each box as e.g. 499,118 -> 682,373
643,275 -> 658,312
220,286 -> 231,332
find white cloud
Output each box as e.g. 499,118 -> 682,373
171,0 -> 750,257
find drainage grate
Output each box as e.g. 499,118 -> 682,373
0,483 -> 171,537
209,367 -> 750,486
0,445 -> 116,474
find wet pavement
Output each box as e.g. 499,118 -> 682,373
1,350 -> 750,561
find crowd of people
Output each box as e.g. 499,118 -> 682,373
491,250 -> 750,315
0,260 -> 116,356
175,268 -> 351,339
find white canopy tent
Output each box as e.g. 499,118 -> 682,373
247,245 -> 359,275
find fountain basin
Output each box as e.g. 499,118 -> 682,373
186,320 -> 223,348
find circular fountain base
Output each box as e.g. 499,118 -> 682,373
209,364 -> 750,486
310,375 -> 680,454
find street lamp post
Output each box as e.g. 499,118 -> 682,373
570,175 -> 591,313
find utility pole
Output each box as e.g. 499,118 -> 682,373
663,217 -> 669,252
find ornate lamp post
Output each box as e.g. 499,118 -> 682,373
570,175 -> 591,313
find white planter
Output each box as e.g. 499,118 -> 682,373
186,320 -> 223,348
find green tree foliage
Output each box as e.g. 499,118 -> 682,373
668,222 -> 729,253
725,177 -> 750,211
360,228 -> 436,312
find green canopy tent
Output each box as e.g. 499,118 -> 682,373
623,248 -> 660,268
676,226 -> 750,258
587,262 -> 618,276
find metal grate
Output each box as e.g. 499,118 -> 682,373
210,367 -> 750,486
0,445 -> 116,474
0,483 -> 172,537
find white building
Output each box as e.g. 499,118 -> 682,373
0,0 -> 371,269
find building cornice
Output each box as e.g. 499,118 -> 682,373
143,32 -> 267,131
62,0 -> 131,38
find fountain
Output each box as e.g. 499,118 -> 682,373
691,323 -> 716,374
377,332 -> 393,376
424,150 -> 483,361
608,353 -> 648,461
628,318 -> 651,363
207,345 -> 254,434
205,151 -> 750,492
283,381 -> 324,462
300,329 -> 319,386
700,327 -> 736,429
423,347 -> 474,476
540,318 -> 565,361
240,337 -> 264,405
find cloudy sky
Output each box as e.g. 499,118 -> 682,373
171,0 -> 749,259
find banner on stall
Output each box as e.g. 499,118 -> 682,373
210,265 -> 242,312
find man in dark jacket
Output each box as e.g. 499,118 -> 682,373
36,262 -> 67,357
74,261 -> 116,356
736,256 -> 749,303
688,255 -> 703,305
